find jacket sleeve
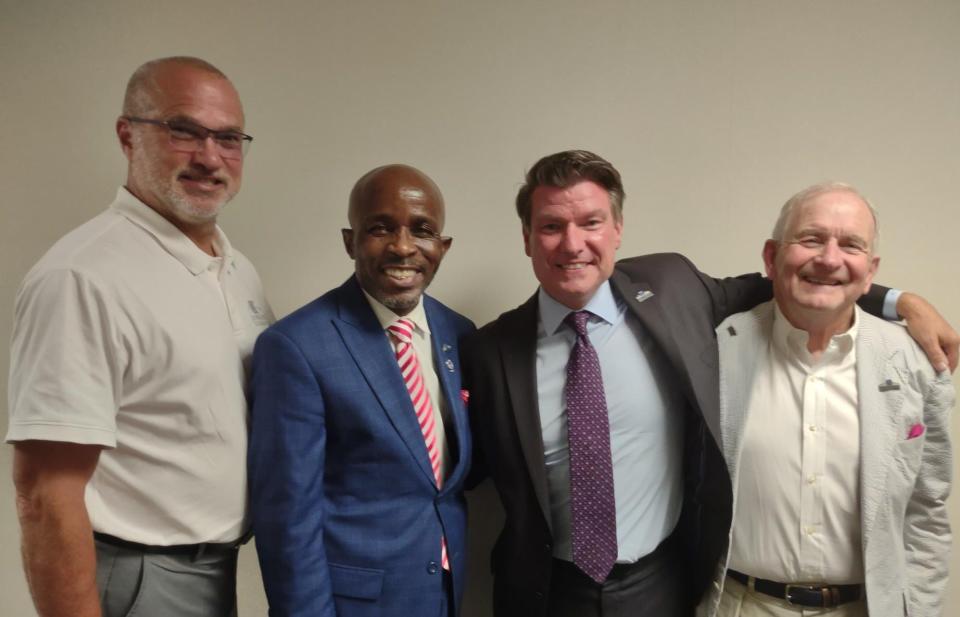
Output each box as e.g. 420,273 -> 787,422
903,372 -> 954,616
248,328 -> 335,617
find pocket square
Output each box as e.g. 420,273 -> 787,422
907,423 -> 925,440
460,389 -> 470,404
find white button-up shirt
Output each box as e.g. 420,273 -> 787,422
729,304 -> 864,584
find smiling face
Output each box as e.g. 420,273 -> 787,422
524,180 -> 623,309
342,166 -> 451,315
118,63 -> 245,229
763,189 -> 879,332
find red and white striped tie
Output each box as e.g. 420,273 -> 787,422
387,317 -> 449,570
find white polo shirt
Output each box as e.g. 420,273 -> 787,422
7,187 -> 274,544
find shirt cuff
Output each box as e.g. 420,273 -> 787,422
883,288 -> 903,321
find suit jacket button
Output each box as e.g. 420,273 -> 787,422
427,561 -> 439,574
544,543 -> 552,552
535,591 -> 544,600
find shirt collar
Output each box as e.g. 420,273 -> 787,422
362,287 -> 431,337
772,301 -> 859,361
538,281 -> 618,336
110,186 -> 233,276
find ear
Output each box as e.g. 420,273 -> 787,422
341,229 -> 355,259
523,225 -> 532,257
613,217 -> 623,250
439,236 -> 452,257
762,240 -> 778,279
116,117 -> 135,161
862,255 -> 880,294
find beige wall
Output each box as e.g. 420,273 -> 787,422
2,1 -> 958,615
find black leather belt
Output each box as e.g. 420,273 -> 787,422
728,569 -> 862,608
94,531 -> 249,559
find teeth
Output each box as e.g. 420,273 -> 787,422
804,277 -> 840,285
560,263 -> 587,270
385,269 -> 415,279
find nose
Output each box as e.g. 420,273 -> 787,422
559,223 -> 585,255
815,238 -> 843,268
191,135 -> 225,169
387,227 -> 417,257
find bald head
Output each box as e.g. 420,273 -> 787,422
342,164 -> 451,315
122,56 -> 238,119
348,164 -> 445,230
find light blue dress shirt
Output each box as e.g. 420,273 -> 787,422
536,282 -> 685,563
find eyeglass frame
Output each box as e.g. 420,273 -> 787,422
122,116 -> 253,159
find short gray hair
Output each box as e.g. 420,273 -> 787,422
122,56 -> 229,117
771,181 -> 880,254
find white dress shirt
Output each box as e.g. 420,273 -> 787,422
729,304 -> 864,584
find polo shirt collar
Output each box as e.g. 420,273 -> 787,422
539,281 -> 618,336
110,186 -> 233,276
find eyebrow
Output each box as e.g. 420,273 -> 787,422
794,227 -> 869,245
166,114 -> 245,133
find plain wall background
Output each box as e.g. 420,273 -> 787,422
2,1 -> 958,615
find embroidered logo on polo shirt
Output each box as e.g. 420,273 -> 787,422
248,300 -> 271,326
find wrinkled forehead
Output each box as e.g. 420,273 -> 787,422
146,66 -> 245,128
787,190 -> 877,240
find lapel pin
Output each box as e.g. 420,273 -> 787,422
878,379 -> 900,392
442,343 -> 452,352
445,359 -> 455,372
635,290 -> 654,303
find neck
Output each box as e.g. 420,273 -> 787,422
776,300 -> 854,357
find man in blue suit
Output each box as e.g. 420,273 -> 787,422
248,164 -> 475,617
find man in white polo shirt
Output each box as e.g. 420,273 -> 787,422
7,56 -> 272,617
703,183 -> 954,617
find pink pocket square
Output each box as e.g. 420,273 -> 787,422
907,423 -> 925,440
460,389 -> 470,404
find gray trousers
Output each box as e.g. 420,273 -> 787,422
95,538 -> 238,617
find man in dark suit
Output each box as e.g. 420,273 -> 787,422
461,150 -> 957,617
248,164 -> 474,617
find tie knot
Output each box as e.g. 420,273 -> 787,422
565,310 -> 591,337
388,318 -> 416,344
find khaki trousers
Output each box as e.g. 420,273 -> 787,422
717,575 -> 867,617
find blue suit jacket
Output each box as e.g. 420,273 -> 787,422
248,277 -> 475,617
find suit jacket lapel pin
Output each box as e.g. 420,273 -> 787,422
441,343 -> 452,352
445,358 -> 455,372
878,378 -> 900,392
460,389 -> 470,404
635,290 -> 654,303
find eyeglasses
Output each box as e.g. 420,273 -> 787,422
123,116 -> 253,159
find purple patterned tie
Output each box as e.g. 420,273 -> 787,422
565,310 -> 618,583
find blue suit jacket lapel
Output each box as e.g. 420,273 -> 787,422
333,279 -> 439,487
424,295 -> 469,492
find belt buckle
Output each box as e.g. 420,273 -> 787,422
784,584 -> 834,608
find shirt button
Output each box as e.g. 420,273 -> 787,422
807,474 -> 817,484
805,526 -> 816,535
808,425 -> 818,432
